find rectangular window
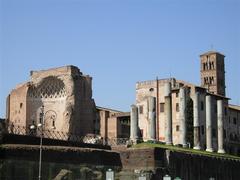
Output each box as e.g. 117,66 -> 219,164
234,117 -> 237,125
176,103 -> 179,112
201,101 -> 204,111
139,106 -> 143,114
176,125 -> 180,131
176,92 -> 179,98
160,103 -> 164,113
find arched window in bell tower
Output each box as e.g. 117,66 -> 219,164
211,62 -> 215,69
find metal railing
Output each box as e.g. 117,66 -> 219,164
6,124 -> 129,146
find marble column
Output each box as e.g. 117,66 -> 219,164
179,87 -> 187,147
217,100 -> 225,153
193,92 -> 201,150
165,82 -> 172,145
130,104 -> 138,141
148,96 -> 156,140
206,95 -> 213,152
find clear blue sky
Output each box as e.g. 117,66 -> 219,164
0,0 -> 240,117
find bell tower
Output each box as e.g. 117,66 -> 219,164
200,51 -> 226,96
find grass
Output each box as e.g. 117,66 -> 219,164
132,142 -> 240,160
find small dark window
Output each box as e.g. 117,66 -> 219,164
149,88 -> 154,92
211,77 -> 214,84
211,62 -> 215,69
20,103 -> 23,109
176,125 -> 180,131
176,92 -> 179,97
201,101 -> 204,111
52,120 -> 55,127
160,103 -> 165,113
139,106 -> 143,114
176,103 -> 179,112
233,118 -> 237,125
39,113 -> 43,124
215,104 -> 217,113
201,125 -> 204,135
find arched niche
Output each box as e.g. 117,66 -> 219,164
26,76 -> 67,132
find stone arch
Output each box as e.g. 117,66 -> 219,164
26,76 -> 68,134
211,61 -> 215,69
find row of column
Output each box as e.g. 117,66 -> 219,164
164,82 -> 187,147
130,82 -> 225,153
193,93 -> 225,153
130,96 -> 157,141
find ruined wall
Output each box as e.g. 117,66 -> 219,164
108,116 -> 118,138
1,145 -> 240,180
99,110 -> 110,139
7,66 -> 96,136
8,83 -> 28,127
98,108 -> 130,139
0,145 -> 120,180
136,79 -> 168,141
119,148 -> 240,180
136,79 -> 189,143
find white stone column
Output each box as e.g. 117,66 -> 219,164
206,95 -> 213,152
193,92 -> 201,150
217,100 -> 225,153
179,87 -> 187,147
165,82 -> 172,145
148,96 -> 156,140
130,104 -> 138,141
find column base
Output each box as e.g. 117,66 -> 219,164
149,138 -> 157,142
130,138 -> 141,144
206,148 -> 213,152
218,149 -> 225,154
193,146 -> 201,150
166,142 -> 173,146
182,144 -> 188,148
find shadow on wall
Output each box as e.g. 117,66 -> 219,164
0,159 -> 119,180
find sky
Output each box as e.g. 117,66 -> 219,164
0,0 -> 240,117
